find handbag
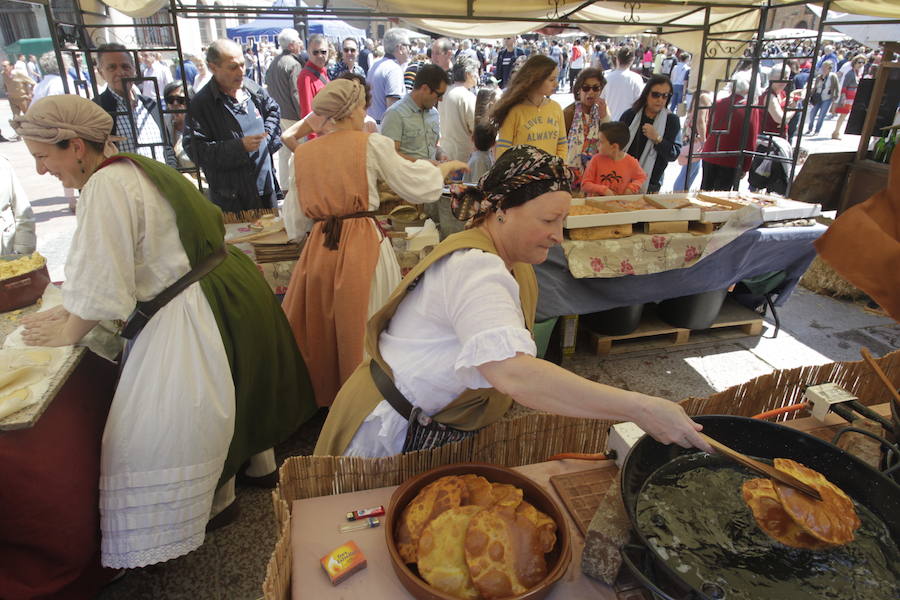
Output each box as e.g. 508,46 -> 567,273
369,360 -> 477,453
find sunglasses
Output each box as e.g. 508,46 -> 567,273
581,84 -> 602,93
311,50 -> 328,56
429,85 -> 445,99
342,47 -> 357,53
165,95 -> 186,104
650,91 -> 673,99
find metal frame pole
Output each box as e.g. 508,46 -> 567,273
685,6 -> 712,183
732,0 -> 768,191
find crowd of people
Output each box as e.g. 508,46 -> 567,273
0,25 -> 888,597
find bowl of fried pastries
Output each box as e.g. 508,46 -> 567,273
385,463 -> 571,600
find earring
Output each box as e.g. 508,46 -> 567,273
77,158 -> 85,174
497,215 -> 505,223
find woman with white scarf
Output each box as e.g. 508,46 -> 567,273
618,74 -> 682,193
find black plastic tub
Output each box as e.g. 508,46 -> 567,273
580,303 -> 644,336
658,288 -> 728,330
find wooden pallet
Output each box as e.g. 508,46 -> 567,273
587,299 -> 764,356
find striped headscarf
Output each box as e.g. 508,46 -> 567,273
451,144 -> 573,222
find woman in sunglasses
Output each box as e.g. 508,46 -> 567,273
162,80 -> 194,169
618,74 -> 682,193
314,145 -> 712,458
563,67 -> 610,182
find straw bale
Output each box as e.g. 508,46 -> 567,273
801,256 -> 867,300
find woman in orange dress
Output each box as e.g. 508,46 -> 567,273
282,79 -> 466,406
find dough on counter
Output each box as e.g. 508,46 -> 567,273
9,349 -> 54,368
0,365 -> 46,390
0,387 -> 33,420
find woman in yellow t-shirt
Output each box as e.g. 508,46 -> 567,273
492,55 -> 567,159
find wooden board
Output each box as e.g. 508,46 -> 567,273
587,300 -> 763,356
549,466 -> 619,537
640,220 -> 689,234
568,224 -> 633,240
567,195 -> 701,228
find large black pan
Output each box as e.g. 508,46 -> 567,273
619,415 -> 900,600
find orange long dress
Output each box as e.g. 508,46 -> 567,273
282,129 -> 381,406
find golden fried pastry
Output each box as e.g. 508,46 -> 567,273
772,458 -> 860,546
489,483 -> 523,509
418,506 -> 483,600
460,474 -> 495,507
515,501 -> 558,554
465,505 -> 547,599
741,478 -> 829,550
396,476 -> 469,563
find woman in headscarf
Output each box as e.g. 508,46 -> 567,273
563,67 -> 610,184
618,74 -> 682,193
281,79 -> 466,408
315,145 -> 712,458
13,95 -> 316,570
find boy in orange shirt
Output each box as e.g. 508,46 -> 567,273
581,122 -> 647,196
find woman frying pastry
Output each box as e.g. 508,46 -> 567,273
315,145 -> 712,457
14,95 -> 316,569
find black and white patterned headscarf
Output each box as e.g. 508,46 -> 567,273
450,145 -> 573,222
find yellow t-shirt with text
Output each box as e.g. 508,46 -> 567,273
496,99 -> 568,159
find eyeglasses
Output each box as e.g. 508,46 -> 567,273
650,91 -> 673,100
165,95 -> 186,104
581,84 -> 602,93
311,50 -> 328,56
429,85 -> 445,100
342,47 -> 357,53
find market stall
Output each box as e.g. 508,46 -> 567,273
263,350 -> 900,600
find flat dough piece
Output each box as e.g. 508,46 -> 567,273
465,505 -> 547,600
773,458 -> 860,546
515,501 -> 558,554
0,365 -> 46,392
741,478 -> 829,550
418,506 -> 483,600
0,387 -> 33,420
396,475 -> 468,564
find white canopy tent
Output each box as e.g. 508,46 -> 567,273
765,27 -> 850,41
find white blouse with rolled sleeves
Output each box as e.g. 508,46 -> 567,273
345,249 -> 537,457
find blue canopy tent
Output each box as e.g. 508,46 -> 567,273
226,0 -> 366,46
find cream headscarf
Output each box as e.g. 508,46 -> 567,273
11,95 -> 121,156
311,79 -> 365,122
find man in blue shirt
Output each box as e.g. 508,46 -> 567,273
380,64 -> 449,162
367,29 -> 410,122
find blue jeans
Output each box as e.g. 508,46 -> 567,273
807,98 -> 832,134
670,84 -> 685,111
674,160 -> 701,192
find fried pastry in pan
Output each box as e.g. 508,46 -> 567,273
741,478 -> 830,550
772,458 -> 860,546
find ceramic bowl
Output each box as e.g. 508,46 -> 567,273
384,462 -> 572,600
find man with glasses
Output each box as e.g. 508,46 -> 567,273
329,38 -> 365,80
367,29 -> 410,122
296,34 -> 330,131
94,43 -> 176,167
380,64 -> 449,163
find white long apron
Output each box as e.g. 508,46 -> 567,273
63,161 -> 235,568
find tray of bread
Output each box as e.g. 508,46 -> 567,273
566,194 -> 701,229
695,192 -> 821,221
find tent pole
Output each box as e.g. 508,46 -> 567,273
733,0 -> 768,191
686,6 -> 712,180
45,1 -> 70,95
786,0 -> 830,197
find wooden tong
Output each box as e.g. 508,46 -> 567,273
701,434 -> 822,501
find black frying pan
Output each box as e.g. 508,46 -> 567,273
619,415 -> 900,600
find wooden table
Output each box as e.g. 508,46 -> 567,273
290,459 -> 621,600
